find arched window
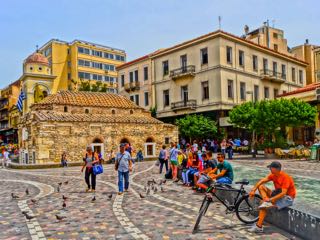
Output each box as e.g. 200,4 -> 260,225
85,109 -> 90,114
38,67 -> 42,71
42,91 -> 48,98
130,110 -> 133,115
64,106 -> 68,112
112,109 -> 115,114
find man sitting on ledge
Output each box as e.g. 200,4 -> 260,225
207,152 -> 234,184
249,161 -> 296,233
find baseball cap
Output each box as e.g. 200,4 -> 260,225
267,161 -> 282,170
119,143 -> 126,147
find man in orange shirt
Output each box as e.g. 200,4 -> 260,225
248,161 -> 296,233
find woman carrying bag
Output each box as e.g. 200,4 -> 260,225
81,145 -> 100,193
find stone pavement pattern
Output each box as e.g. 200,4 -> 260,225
0,162 -> 299,240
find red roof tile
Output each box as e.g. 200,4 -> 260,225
278,82 -> 320,97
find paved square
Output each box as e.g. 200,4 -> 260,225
0,161 -> 300,239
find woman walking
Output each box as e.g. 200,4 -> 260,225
159,145 -> 168,174
81,145 -> 100,192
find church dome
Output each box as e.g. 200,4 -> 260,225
25,52 -> 49,66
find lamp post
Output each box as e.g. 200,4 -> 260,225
246,91 -> 256,158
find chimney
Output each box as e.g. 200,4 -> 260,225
305,39 -> 309,45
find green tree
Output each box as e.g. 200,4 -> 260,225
149,106 -> 157,118
91,81 -> 102,92
175,114 -> 217,142
79,81 -> 91,91
100,83 -> 108,92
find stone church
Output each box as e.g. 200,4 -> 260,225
19,91 -> 178,164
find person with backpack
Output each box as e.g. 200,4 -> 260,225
81,145 -> 100,193
115,143 -> 133,195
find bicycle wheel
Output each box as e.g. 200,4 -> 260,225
193,200 -> 210,233
235,194 -> 262,224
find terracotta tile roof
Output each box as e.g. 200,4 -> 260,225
278,82 -> 320,97
35,111 -> 163,124
35,91 -> 141,109
150,30 -> 307,65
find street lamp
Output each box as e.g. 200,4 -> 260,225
246,90 -> 256,158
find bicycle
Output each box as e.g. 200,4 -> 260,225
193,179 -> 262,233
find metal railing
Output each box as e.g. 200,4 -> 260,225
260,69 -> 286,81
124,81 -> 140,92
170,65 -> 196,79
171,99 -> 197,110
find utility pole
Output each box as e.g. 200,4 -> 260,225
246,91 -> 256,158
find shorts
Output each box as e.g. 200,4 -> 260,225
216,177 -> 232,184
170,160 -> 178,166
275,195 -> 294,210
198,174 -> 211,184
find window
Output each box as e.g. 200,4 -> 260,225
134,94 -> 139,105
292,67 -> 296,82
264,87 -> 270,99
227,80 -> 234,99
226,46 -> 232,64
38,67 -> 42,71
254,85 -> 259,102
163,90 -> 170,107
281,64 -> 286,79
299,70 -> 303,84
263,58 -> 268,72
201,48 -> 208,65
272,62 -> 277,76
274,44 -> 278,51
274,89 -> 279,98
239,50 -> 244,67
240,82 -> 246,100
165,137 -> 170,145
78,47 -> 90,55
116,55 -> 121,61
134,70 -> 139,82
92,50 -> 102,57
252,55 -> 258,71
78,72 -> 90,79
144,92 -> 149,106
202,81 -> 209,100
67,73 -> 71,80
85,109 -> 90,114
180,55 -> 187,70
181,86 -> 188,102
64,106 -> 68,112
129,72 -> 134,83
273,32 -> 278,39
144,67 -> 148,81
112,109 -> 115,114
67,61 -> 71,67
163,60 -> 169,76
130,96 -> 134,102
92,62 -> 102,69
130,110 -> 133,114
109,54 -> 114,59
121,56 -> 125,61
121,75 -> 125,87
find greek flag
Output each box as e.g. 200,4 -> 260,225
16,90 -> 26,112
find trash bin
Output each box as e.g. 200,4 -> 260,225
310,145 -> 319,160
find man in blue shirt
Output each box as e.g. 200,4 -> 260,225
115,143 -> 133,195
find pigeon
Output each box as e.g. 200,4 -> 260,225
25,213 -> 35,221
108,194 -> 113,200
11,193 -> 19,199
154,187 -> 158,193
146,188 -> 150,195
62,201 -> 66,208
30,199 -> 37,204
55,214 -> 66,221
152,179 -> 157,184
62,195 -> 68,201
25,188 -> 29,196
22,211 -> 29,215
57,186 -> 60,193
58,182 -> 62,186
139,193 -> 146,199
91,196 -> 96,202
64,181 -> 68,185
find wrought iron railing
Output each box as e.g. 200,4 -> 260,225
170,65 -> 195,78
260,69 -> 286,81
171,99 -> 197,110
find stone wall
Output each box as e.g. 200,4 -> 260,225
25,121 -> 178,163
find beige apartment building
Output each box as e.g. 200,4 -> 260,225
118,26 -> 308,136
117,54 -> 153,110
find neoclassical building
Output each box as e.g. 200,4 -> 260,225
19,91 -> 178,164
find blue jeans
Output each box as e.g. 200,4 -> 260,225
118,171 -> 129,193
216,177 -> 232,184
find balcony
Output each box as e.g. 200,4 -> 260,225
260,69 -> 286,83
171,99 -> 197,111
170,65 -> 196,80
124,81 -> 140,92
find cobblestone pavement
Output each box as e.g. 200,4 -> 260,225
0,162 -> 300,240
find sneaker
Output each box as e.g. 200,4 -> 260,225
86,188 -> 90,193
124,189 -> 129,192
91,189 -> 96,193
258,201 -> 273,209
248,224 -> 263,233
117,192 -> 123,195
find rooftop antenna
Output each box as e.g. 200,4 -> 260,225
36,45 -> 39,53
218,16 -> 222,30
272,19 -> 275,28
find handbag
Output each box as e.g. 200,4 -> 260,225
115,154 -> 124,171
93,164 -> 103,175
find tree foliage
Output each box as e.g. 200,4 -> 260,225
175,114 -> 217,141
229,98 -> 317,140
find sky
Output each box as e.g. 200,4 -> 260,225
0,0 -> 319,88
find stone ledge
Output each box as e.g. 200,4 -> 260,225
215,187 -> 320,240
